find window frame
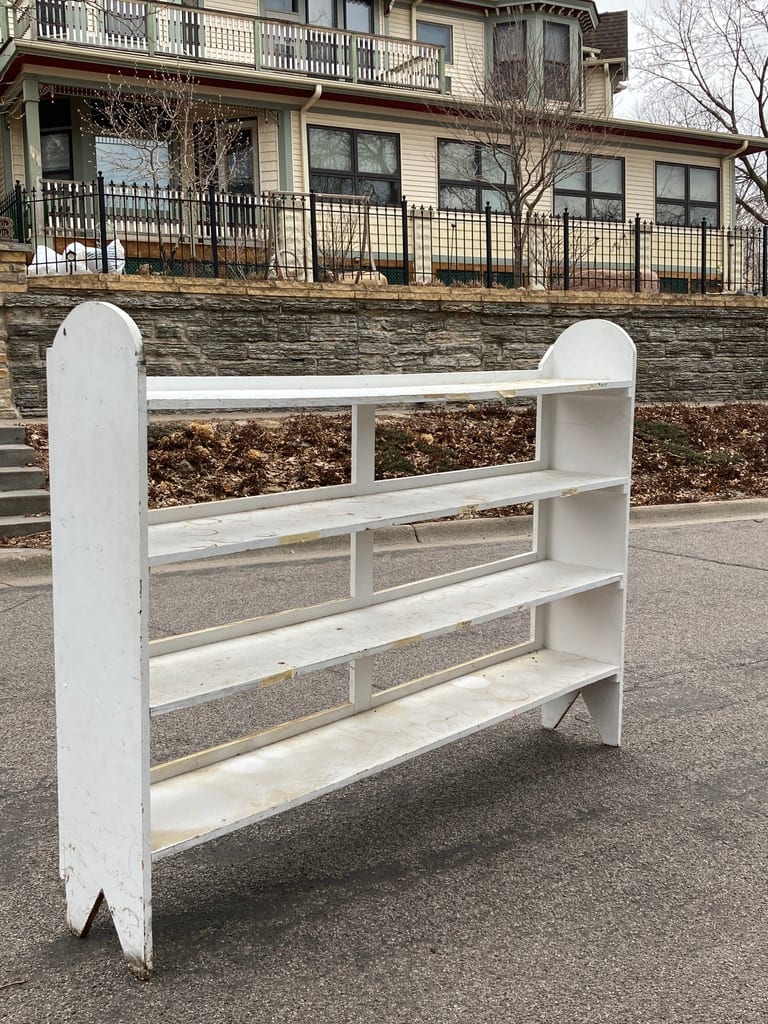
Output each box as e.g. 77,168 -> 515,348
416,19 -> 453,64
437,138 -> 513,214
308,125 -> 401,205
543,20 -> 570,102
655,161 -> 720,228
490,14 -> 582,109
553,153 -> 625,222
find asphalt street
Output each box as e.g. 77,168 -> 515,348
1,513 -> 767,1023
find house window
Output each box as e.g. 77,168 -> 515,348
264,0 -> 371,30
656,163 -> 719,227
554,154 -> 624,220
345,0 -> 372,33
308,126 -> 400,204
225,130 -> 256,195
40,99 -> 73,179
265,0 -> 299,13
543,22 -> 570,101
438,140 -> 512,213
95,136 -> 171,187
416,21 -> 452,63
493,20 -> 526,94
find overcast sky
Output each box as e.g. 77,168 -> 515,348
597,0 -> 649,117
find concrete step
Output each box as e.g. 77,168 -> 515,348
0,424 -> 24,445
0,465 -> 46,491
0,444 -> 37,468
0,515 -> 51,540
0,490 -> 51,516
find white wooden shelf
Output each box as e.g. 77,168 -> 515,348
150,558 -> 622,713
146,371 -> 633,410
48,304 -> 636,977
148,468 -> 627,565
150,649 -> 619,859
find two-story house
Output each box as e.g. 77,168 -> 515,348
0,0 -> 766,287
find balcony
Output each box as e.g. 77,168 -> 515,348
1,0 -> 447,94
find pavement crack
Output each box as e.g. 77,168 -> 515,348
0,592 -> 46,615
629,542 -> 768,574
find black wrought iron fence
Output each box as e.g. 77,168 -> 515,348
3,177 -> 767,294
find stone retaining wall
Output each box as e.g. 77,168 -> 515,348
3,275 -> 767,416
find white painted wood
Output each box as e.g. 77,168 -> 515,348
50,310 -> 635,975
146,373 -> 632,410
48,302 -> 152,978
147,469 -> 626,564
150,650 -> 619,860
147,457 -> 549,527
349,405 -> 376,712
535,320 -> 636,742
150,560 -> 622,714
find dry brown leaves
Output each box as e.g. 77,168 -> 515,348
4,402 -> 766,549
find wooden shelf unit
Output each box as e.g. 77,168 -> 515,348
48,302 -> 635,978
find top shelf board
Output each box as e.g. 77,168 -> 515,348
146,373 -> 633,410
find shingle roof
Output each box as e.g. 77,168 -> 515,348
583,10 -> 628,63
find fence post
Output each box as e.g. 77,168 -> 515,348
309,191 -> 320,283
13,180 -> 25,242
401,197 -> 410,285
97,173 -> 109,274
484,203 -> 493,289
563,209 -> 570,292
763,225 -> 768,297
700,218 -> 707,294
634,214 -> 641,293
208,183 -> 219,278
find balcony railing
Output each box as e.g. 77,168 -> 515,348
3,178 -> 767,294
2,0 -> 446,93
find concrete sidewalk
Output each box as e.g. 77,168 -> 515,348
1,512 -> 767,1022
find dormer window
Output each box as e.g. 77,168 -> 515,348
544,22 -> 570,101
494,20 -> 526,92
492,14 -> 581,107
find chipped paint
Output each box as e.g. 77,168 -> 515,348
392,634 -> 422,649
498,388 -> 517,398
561,487 -> 578,497
280,531 -> 321,546
259,667 -> 297,688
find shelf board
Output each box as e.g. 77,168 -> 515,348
149,559 -> 621,714
147,469 -> 626,565
146,373 -> 632,410
150,648 -> 618,859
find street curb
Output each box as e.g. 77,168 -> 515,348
1,497 -> 766,583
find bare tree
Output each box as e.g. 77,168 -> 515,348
439,21 -> 618,284
632,0 -> 768,222
88,67 -> 245,192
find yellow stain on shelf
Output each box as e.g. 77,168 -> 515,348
259,668 -> 297,688
280,531 -> 321,546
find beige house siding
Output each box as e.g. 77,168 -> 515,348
299,111 -> 737,229
258,118 -> 280,194
387,5 -> 411,42
583,64 -> 611,118
622,147 -> 728,223
10,118 -> 25,184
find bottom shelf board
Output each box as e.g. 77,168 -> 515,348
150,649 -> 618,860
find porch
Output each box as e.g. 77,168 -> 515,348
1,0 -> 447,93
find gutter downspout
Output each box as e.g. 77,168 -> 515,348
727,139 -> 748,225
410,0 -> 424,41
299,84 -> 322,193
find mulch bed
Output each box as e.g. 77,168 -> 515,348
5,402 -> 767,549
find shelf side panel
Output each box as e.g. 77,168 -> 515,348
47,302 -> 152,978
